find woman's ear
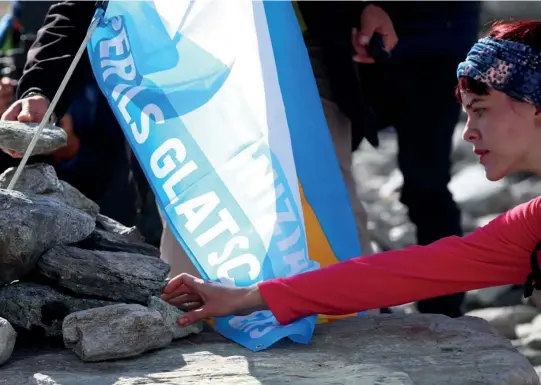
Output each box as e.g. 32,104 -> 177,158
533,106 -> 541,128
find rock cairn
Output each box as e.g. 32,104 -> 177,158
0,162 -> 202,365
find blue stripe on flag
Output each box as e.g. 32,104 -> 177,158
263,1 -> 362,261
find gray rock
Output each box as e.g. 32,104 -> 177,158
449,164 -> 515,217
0,313 -> 538,384
523,332 -> 541,351
466,305 -> 539,339
516,323 -> 534,339
529,313 -> 541,331
147,296 -> 203,339
0,163 -> 61,193
0,189 -> 95,285
62,304 -> 172,362
0,121 -> 66,156
0,317 -> 16,366
50,181 -> 99,218
76,228 -> 159,257
0,282 -> 116,337
0,164 -> 99,217
95,214 -> 144,242
518,345 -> 541,367
466,285 -> 514,307
37,246 -> 170,304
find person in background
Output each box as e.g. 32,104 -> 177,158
352,1 -> 481,317
294,2 -> 398,259
0,0 -> 139,227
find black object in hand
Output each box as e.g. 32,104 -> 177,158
367,33 -> 391,62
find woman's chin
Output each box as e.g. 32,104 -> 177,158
483,164 -> 507,182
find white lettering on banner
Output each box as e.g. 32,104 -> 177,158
227,143 -> 305,266
97,17 -> 267,286
99,21 -> 136,82
150,138 -> 187,179
283,249 -> 309,276
228,311 -> 279,339
225,143 -> 310,338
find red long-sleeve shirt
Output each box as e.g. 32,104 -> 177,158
258,196 -> 541,325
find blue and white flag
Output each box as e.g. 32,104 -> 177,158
87,0 -> 362,352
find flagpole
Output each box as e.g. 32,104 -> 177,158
6,16 -> 101,191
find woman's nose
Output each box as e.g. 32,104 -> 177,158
462,121 -> 479,143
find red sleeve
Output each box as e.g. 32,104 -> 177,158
258,197 -> 541,325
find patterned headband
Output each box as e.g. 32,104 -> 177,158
457,37 -> 541,106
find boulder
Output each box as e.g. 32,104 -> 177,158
0,121 -> 67,156
0,189 -> 95,285
147,296 -> 203,339
62,304 -> 172,362
466,305 -> 539,339
0,282 -> 116,337
0,317 -> 16,366
95,214 -> 144,242
0,314 -> 538,384
76,228 -> 160,257
37,246 -> 169,304
0,164 -> 99,217
0,163 -> 61,194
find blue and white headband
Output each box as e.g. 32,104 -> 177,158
457,37 -> 541,106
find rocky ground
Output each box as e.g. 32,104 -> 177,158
352,116 -> 541,379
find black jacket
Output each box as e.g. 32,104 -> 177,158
16,1 -> 97,119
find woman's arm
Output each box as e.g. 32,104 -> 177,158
259,197 -> 541,325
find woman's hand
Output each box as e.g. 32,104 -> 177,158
161,273 -> 268,326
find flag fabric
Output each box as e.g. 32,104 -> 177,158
87,0 -> 362,352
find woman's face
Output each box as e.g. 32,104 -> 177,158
461,88 -> 541,181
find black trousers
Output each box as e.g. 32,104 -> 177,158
358,55 -> 465,317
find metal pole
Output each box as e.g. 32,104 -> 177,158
7,17 -> 101,190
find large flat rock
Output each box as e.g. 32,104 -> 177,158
0,314 -> 538,385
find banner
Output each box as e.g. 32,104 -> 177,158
87,0 -> 362,352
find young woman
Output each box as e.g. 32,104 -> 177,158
162,20 -> 541,328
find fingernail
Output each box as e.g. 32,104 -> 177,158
359,35 -> 370,45
178,317 -> 188,326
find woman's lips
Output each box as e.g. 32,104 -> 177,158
474,149 -> 490,164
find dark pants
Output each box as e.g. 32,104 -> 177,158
358,55 -> 464,317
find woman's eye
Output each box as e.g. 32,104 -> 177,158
473,108 -> 485,117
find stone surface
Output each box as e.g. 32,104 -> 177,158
0,163 -> 61,193
466,305 -> 539,339
147,296 -> 203,339
76,228 -> 159,257
62,304 -> 172,362
0,164 -> 99,217
0,189 -> 95,285
0,282 -> 115,337
95,213 -> 144,242
37,246 -> 170,304
0,317 -> 16,366
52,181 -> 99,218
0,121 -> 67,155
0,314 -> 538,384
524,332 -> 541,351
449,164 -> 515,217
